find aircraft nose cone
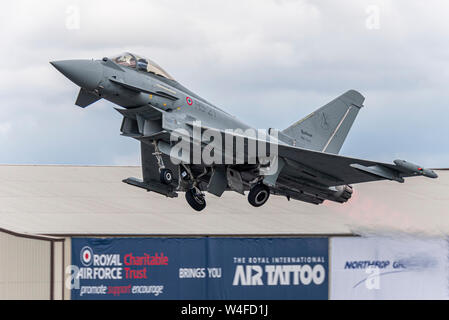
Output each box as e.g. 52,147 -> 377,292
51,59 -> 102,91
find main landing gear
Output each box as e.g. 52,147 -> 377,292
181,165 -> 207,212
185,187 -> 207,212
248,183 -> 270,207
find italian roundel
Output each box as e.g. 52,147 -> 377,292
186,97 -> 193,106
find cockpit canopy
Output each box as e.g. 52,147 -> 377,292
110,52 -> 174,80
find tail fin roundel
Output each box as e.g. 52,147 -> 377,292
281,90 -> 365,154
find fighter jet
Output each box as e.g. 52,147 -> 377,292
51,52 -> 438,212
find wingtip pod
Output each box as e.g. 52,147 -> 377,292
394,160 -> 438,179
431,171 -> 439,179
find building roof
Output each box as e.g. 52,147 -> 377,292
0,165 -> 447,236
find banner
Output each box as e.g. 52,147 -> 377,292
330,237 -> 449,300
70,237 -> 328,300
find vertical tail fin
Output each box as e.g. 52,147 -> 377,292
281,90 -> 365,154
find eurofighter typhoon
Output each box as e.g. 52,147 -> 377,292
51,53 -> 437,211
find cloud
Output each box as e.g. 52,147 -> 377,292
0,122 -> 12,137
0,0 -> 448,167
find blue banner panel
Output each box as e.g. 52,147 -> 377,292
70,237 -> 328,300
206,238 -> 328,300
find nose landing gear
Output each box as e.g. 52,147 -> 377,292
160,168 -> 173,185
248,183 -> 270,207
152,140 -> 174,186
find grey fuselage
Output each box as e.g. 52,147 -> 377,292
95,58 -> 252,133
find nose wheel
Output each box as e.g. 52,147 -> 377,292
248,183 -> 270,207
186,187 -> 207,212
160,169 -> 174,185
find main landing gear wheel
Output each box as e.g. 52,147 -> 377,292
186,188 -> 207,212
248,184 -> 270,207
160,169 -> 173,185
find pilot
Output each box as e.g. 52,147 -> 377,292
115,54 -> 136,68
137,58 -> 149,72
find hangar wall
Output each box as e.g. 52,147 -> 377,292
0,228 -> 65,300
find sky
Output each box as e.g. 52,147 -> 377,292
0,0 -> 448,167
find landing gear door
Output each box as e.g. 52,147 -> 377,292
207,167 -> 228,197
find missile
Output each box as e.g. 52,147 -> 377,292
394,160 -> 438,179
